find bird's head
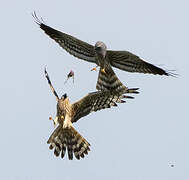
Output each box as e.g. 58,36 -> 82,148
94,41 -> 107,58
56,93 -> 69,118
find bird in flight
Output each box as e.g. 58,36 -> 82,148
33,12 -> 174,76
44,68 -> 139,160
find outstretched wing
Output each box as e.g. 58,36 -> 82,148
33,13 -> 96,63
96,65 -> 139,95
71,91 -> 128,123
107,50 -> 171,76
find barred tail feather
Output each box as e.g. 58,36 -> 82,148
47,125 -> 90,160
96,66 -> 139,95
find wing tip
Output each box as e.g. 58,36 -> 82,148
165,70 -> 179,78
32,11 -> 46,26
44,66 -> 48,77
147,64 -> 179,77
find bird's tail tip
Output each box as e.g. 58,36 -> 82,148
47,125 -> 90,160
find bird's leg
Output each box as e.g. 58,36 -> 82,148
49,116 -> 58,128
101,68 -> 106,74
91,65 -> 99,72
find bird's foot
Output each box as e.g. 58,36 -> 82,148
49,116 -> 58,128
101,68 -> 106,74
91,66 -> 99,72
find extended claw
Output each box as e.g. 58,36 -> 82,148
91,65 -> 99,72
91,67 -> 97,71
101,68 -> 106,74
49,116 -> 58,128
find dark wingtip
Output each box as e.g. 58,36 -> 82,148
142,61 -> 179,77
128,88 -> 140,94
121,100 -> 126,103
44,66 -> 48,77
122,95 -> 134,99
151,64 -> 179,77
166,70 -> 179,78
32,11 -> 46,26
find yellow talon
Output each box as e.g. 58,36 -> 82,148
101,68 -> 106,73
49,116 -> 59,128
91,67 -> 97,71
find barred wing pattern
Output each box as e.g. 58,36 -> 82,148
33,14 -> 96,63
96,65 -> 139,95
107,50 -> 169,75
33,13 -> 172,76
71,91 -> 127,123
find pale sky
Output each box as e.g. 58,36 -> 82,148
0,0 -> 188,179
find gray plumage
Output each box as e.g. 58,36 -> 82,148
33,12 -> 174,76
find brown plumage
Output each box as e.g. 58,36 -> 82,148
47,125 -> 90,160
45,68 -> 139,160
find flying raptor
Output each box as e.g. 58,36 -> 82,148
44,68 -> 139,160
33,12 -> 173,76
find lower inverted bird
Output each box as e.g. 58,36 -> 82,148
44,68 -> 139,160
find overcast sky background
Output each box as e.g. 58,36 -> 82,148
0,0 -> 188,179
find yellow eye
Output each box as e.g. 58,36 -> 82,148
61,115 -> 64,119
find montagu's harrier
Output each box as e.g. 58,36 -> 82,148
33,12 -> 173,76
44,68 -> 139,160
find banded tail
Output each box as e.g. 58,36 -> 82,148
47,125 -> 90,160
96,65 -> 139,95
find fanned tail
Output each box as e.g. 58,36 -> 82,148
47,125 -> 90,160
96,66 -> 139,99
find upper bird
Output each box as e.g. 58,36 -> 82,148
33,12 -> 172,76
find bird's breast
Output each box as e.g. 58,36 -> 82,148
63,115 -> 72,128
96,55 -> 106,67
